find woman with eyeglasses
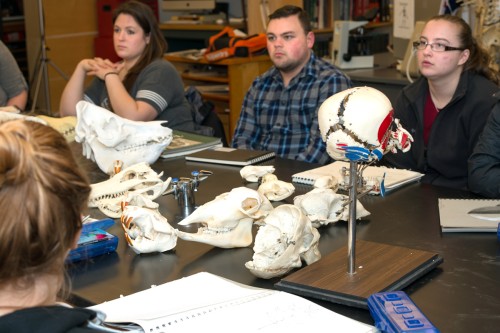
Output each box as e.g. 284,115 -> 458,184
384,14 -> 499,190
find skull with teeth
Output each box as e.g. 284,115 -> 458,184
89,162 -> 171,218
121,205 -> 178,254
176,187 -> 274,248
245,204 -> 321,279
75,100 -> 173,174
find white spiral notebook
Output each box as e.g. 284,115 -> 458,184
88,272 -> 376,332
292,161 -> 424,194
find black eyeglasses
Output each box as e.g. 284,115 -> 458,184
413,40 -> 465,52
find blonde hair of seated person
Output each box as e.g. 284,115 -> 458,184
0,120 -> 91,315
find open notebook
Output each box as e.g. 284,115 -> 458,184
88,272 -> 376,333
292,161 -> 424,194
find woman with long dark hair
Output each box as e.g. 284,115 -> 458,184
60,1 -> 195,131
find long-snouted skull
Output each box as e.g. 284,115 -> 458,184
176,187 -> 274,248
121,206 -> 178,254
257,174 -> 295,201
245,204 -> 321,279
75,100 -> 173,174
89,162 -> 171,218
293,188 -> 370,228
318,86 -> 413,162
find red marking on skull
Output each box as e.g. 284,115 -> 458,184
378,110 -> 394,150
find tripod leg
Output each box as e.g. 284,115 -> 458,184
47,60 -> 69,81
31,58 -> 46,113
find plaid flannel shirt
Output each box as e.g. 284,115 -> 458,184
231,53 -> 351,164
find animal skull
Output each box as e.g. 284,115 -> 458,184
293,188 -> 370,228
75,101 -> 173,174
121,190 -> 160,212
313,175 -> 338,190
257,174 -> 295,201
121,205 -> 178,254
37,115 -> 77,142
0,110 -> 48,125
89,162 -> 171,218
176,187 -> 273,248
318,86 -> 413,162
245,204 -> 321,279
240,165 -> 276,182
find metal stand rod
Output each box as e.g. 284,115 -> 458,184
30,0 -> 68,114
347,160 -> 358,274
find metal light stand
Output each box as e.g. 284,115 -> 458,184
276,157 -> 443,308
30,0 -> 69,114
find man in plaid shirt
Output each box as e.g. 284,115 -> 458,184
232,5 -> 351,164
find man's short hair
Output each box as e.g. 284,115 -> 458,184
268,5 -> 312,34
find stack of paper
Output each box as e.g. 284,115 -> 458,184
88,272 -> 376,332
438,199 -> 500,232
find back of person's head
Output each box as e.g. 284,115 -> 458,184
268,5 -> 312,35
0,120 -> 91,291
113,0 -> 168,88
428,14 -> 499,84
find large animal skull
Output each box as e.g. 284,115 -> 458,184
176,187 -> 273,248
318,87 -> 413,162
257,174 -> 295,201
245,204 -> 321,279
121,206 -> 178,254
293,188 -> 370,228
89,162 -> 171,218
75,101 -> 173,174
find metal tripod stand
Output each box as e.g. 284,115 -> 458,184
30,0 -> 69,114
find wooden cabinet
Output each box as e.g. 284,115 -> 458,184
164,53 -> 272,144
24,0 -> 97,113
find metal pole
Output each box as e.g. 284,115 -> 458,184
31,0 -> 50,113
347,160 -> 358,274
39,0 -> 51,112
31,0 -> 69,113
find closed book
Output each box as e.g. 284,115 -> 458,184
161,130 -> 222,159
185,147 -> 275,166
